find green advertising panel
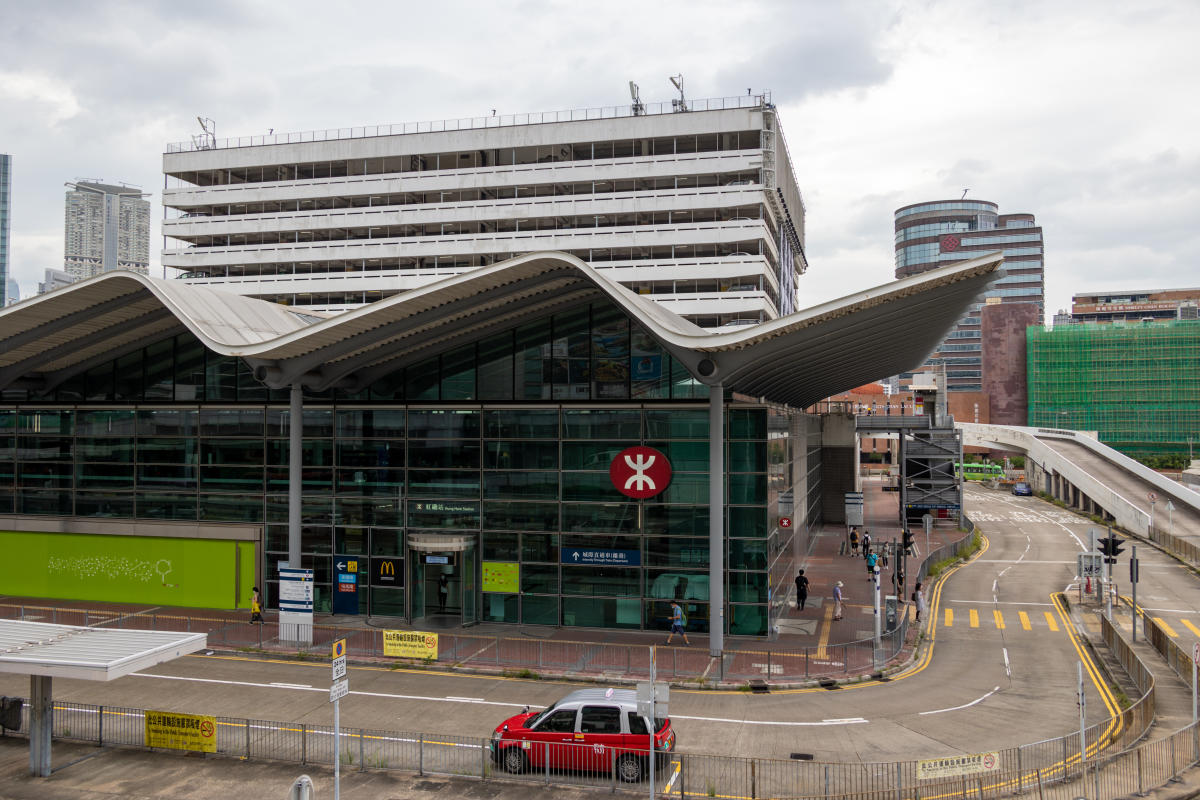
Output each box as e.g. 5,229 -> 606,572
481,561 -> 519,593
0,530 -> 255,609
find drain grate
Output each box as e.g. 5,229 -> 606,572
790,753 -> 814,760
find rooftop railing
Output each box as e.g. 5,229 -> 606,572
165,94 -> 773,153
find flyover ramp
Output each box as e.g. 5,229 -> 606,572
958,423 -> 1200,546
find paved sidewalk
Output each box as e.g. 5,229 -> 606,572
0,477 -> 970,686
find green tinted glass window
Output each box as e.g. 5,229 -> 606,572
483,472 -> 559,500
562,472 -> 620,502
483,409 -> 558,439
562,596 -> 641,628
482,531 -> 519,560
729,441 -> 766,472
561,441 -> 626,470
561,503 -> 639,533
336,410 -> 405,438
645,440 -> 707,471
729,473 -> 766,505
522,594 -> 558,625
521,533 -> 559,562
483,501 -> 559,531
77,410 -> 135,436
408,440 -> 480,469
521,564 -> 559,594
645,409 -> 708,439
484,440 -> 558,469
729,409 -> 766,439
729,506 -> 766,537
563,410 -> 641,439
407,470 -> 479,498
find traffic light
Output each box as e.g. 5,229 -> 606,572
1096,534 -> 1126,564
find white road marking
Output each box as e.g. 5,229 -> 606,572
1002,648 -> 1011,678
944,600 -> 1054,607
135,672 -> 857,727
919,687 -> 1001,716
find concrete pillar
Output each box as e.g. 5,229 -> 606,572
288,382 -> 302,568
709,383 -> 724,658
29,674 -> 51,777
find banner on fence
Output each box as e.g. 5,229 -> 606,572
917,751 -> 1000,780
144,709 -> 217,753
383,630 -> 439,659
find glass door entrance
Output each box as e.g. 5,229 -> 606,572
407,542 -> 480,627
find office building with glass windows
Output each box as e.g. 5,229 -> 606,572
162,94 -> 806,328
894,199 -> 1045,393
0,251 -> 1001,638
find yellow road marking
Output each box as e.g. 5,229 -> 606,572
1180,619 -> 1200,638
969,609 -> 979,628
944,607 -> 953,627
1154,617 -> 1179,637
1044,611 -> 1058,632
1018,611 -> 1032,631
993,610 -> 1005,630
815,602 -> 834,660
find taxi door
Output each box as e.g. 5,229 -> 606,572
527,707 -> 577,770
578,705 -> 624,775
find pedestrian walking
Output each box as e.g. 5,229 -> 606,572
849,527 -> 859,555
861,530 -> 872,557
437,573 -> 448,612
913,582 -> 927,622
249,586 -> 263,623
832,581 -> 844,620
794,569 -> 810,611
865,551 -> 878,581
666,600 -> 690,645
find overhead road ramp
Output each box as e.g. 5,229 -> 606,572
0,619 -> 206,777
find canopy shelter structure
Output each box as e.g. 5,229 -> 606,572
0,619 -> 207,776
0,250 -> 1003,656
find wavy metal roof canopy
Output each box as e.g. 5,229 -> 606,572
0,251 -> 1003,408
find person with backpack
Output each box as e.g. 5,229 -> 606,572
861,530 -> 872,557
865,551 -> 878,581
849,527 -> 859,556
249,586 -> 263,624
666,600 -> 690,645
794,569 -> 810,611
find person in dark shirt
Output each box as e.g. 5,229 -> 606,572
794,569 -> 810,611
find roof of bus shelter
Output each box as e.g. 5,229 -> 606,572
0,619 -> 207,681
0,250 -> 1003,409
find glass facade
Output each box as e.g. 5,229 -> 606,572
0,298 -> 819,636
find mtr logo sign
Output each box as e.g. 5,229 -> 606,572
609,446 -> 672,499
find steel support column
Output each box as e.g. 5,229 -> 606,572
288,382 -> 302,568
709,383 -> 724,657
29,674 -> 51,777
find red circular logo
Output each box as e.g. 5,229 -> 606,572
940,234 -> 960,253
779,517 -> 792,528
200,721 -> 214,738
609,446 -> 672,499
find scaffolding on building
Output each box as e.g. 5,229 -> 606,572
1027,320 -> 1200,456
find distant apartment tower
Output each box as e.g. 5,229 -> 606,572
0,154 -> 11,305
63,181 -> 151,281
894,199 -> 1045,392
1060,287 -> 1200,324
161,94 -> 807,325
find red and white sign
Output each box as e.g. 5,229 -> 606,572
609,446 -> 672,499
1148,492 -> 1158,502
779,517 -> 792,528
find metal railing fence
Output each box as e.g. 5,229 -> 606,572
3,697 -> 1193,799
1146,522 -> 1200,569
1140,609 -> 1198,688
165,94 -> 772,153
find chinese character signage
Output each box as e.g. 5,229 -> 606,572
383,630 -> 439,660
562,548 -> 642,566
482,561 -> 519,593
144,710 -> 217,753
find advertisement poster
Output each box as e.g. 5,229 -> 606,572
482,561 -> 519,593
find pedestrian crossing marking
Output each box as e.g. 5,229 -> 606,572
1019,611 -> 1032,631
969,609 -> 979,628
944,608 -> 953,627
1044,612 -> 1059,632
1181,619 -> 1200,638
993,610 -> 1005,629
1152,618 -> 1178,637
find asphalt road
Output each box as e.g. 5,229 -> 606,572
3,487 -> 1195,767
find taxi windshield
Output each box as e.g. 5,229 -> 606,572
527,703 -> 557,727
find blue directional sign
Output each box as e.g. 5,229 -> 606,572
562,548 -> 641,566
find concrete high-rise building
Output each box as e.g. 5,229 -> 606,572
0,155 -> 11,306
161,94 -> 807,326
63,181 -> 151,281
894,199 -> 1044,391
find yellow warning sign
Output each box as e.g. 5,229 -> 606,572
383,630 -> 439,660
144,710 -> 217,753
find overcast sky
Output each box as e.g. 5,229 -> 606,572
2,0 -> 1197,320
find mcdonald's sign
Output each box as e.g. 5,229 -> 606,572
372,557 -> 402,587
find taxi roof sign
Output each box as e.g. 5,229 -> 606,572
332,638 -> 346,659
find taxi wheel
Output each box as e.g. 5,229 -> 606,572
501,747 -> 527,774
617,753 -> 644,782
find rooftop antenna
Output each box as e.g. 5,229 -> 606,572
669,74 -> 687,112
961,188 -> 970,200
629,81 -> 644,116
193,117 -> 216,150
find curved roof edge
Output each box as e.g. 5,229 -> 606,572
0,251 -> 1003,409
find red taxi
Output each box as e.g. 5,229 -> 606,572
490,688 -> 675,782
